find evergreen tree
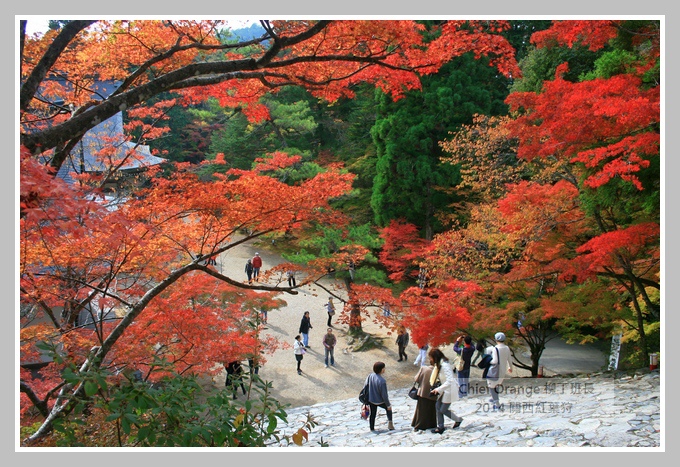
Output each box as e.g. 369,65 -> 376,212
370,53 -> 511,239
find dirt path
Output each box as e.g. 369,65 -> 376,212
204,235 -> 553,409
206,237 -> 436,408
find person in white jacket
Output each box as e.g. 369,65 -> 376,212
428,348 -> 463,434
486,332 -> 513,410
294,335 -> 305,375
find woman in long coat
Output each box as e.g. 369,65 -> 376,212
411,364 -> 438,431
429,348 -> 464,434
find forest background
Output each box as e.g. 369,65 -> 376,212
16,13 -> 663,448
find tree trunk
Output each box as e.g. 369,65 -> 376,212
344,278 -> 363,334
631,294 -> 649,366
528,343 -> 545,377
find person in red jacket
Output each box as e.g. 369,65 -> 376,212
252,252 -> 263,282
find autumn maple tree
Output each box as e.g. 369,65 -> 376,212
19,19 -> 522,445
409,19 -> 660,374
20,20 -> 520,165
505,20 -> 660,362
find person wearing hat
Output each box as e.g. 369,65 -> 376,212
252,252 -> 263,282
485,332 -> 513,411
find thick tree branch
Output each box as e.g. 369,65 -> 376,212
20,20 -> 421,160
20,20 -> 97,111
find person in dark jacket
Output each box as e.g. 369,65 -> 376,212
244,259 -> 254,284
225,360 -> 246,399
453,335 -> 475,398
299,311 -> 313,348
396,327 -> 409,362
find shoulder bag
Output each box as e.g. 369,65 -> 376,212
485,347 -> 501,379
359,377 -> 370,404
408,382 -> 419,400
455,354 -> 465,372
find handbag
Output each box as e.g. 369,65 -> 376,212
361,404 -> 370,420
408,383 -> 419,400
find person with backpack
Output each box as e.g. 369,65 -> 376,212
485,332 -> 514,411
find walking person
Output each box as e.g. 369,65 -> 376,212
325,297 -> 336,327
453,335 -> 475,398
411,362 -> 438,431
252,252 -> 263,282
287,269 -> 296,287
323,328 -> 337,368
248,356 -> 260,375
225,360 -> 246,399
299,311 -> 313,348
396,327 -> 409,362
294,335 -> 305,375
244,259 -> 254,284
428,348 -> 464,434
414,343 -> 429,367
365,361 -> 394,432
472,338 -> 487,365
486,332 -> 513,410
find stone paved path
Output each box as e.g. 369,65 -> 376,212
266,371 -> 661,449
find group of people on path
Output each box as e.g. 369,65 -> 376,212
232,248 -> 351,398
244,252 -> 263,284
361,332 -> 513,434
243,251 -> 298,289
295,305 -> 339,374
240,246 -> 342,379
